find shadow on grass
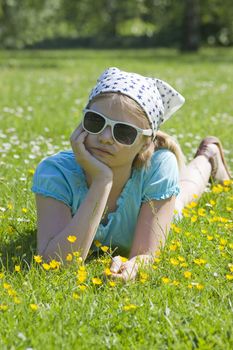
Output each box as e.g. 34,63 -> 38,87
0,229 -> 37,272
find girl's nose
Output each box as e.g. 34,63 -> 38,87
98,125 -> 114,143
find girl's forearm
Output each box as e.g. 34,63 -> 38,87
42,178 -> 113,262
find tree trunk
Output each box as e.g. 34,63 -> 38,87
181,0 -> 200,51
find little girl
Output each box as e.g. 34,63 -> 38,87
31,67 -> 231,281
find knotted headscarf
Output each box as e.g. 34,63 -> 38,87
85,67 -> 185,139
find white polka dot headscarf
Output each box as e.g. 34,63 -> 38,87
86,67 -> 185,140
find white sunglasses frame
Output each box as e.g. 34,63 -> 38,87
82,108 -> 153,146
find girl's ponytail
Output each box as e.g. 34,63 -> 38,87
133,130 -> 186,170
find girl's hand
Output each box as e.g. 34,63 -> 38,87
109,256 -> 139,282
70,123 -> 113,183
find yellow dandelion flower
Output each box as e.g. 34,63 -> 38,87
49,260 -> 61,269
193,258 -> 207,265
212,185 -> 223,194
226,274 -> 233,280
188,201 -> 198,208
185,231 -> 191,237
188,284 -> 193,289
42,263 -> 51,271
207,235 -> 214,241
104,268 -> 112,276
94,240 -> 102,247
218,245 -> 225,251
220,238 -> 227,246
152,265 -> 158,270
120,256 -> 128,262
228,264 -> 233,272
3,283 -> 11,289
170,258 -> 179,266
123,304 -> 138,311
209,200 -> 216,206
223,180 -> 232,186
192,194 -> 198,199
33,255 -> 42,263
178,256 -> 185,262
66,253 -> 73,261
76,257 -> 83,264
109,281 -> 116,287
8,289 -> 17,297
72,292 -> 80,299
184,271 -> 192,279
198,208 -> 206,216
180,262 -> 188,267
0,272 -> 5,279
154,258 -> 161,263
162,277 -> 170,284
78,266 -> 86,271
30,304 -> 39,311
7,203 -> 13,210
170,224 -> 181,233
182,208 -> 190,217
78,285 -> 87,291
226,207 -> 232,212
172,280 -> 180,286
0,304 -> 8,311
21,208 -> 28,213
201,229 -> 207,234
100,246 -> 109,252
14,265 -> 20,272
169,244 -> 178,251
77,271 -> 87,284
139,272 -> 149,281
28,168 -> 35,175
73,251 -> 80,257
224,187 -> 230,192
92,277 -> 102,285
67,235 -> 77,243
196,283 -> 204,290
191,215 -> 198,223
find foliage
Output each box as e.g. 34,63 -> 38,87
0,0 -> 232,48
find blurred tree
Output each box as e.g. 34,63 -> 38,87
181,0 -> 200,51
0,0 -> 232,48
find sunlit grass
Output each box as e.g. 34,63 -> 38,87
0,48 -> 233,349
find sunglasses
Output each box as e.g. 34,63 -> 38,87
82,109 -> 152,146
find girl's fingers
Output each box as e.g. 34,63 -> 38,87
110,261 -> 138,281
110,256 -> 123,273
70,123 -> 84,140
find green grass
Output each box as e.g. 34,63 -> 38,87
0,48 -> 233,349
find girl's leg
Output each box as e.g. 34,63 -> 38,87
175,155 -> 211,214
175,140 -> 231,216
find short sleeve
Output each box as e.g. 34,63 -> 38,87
31,155 -> 73,208
142,149 -> 180,202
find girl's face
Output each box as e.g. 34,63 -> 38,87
84,97 -> 150,170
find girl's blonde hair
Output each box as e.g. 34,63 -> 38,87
87,92 -> 186,170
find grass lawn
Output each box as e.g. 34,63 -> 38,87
0,48 -> 233,349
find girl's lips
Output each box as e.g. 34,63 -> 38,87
93,148 -> 113,155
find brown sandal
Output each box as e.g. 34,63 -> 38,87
194,136 -> 231,182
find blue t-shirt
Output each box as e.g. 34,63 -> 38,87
31,148 -> 180,256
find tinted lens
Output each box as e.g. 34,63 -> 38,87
83,112 -> 105,133
114,124 -> 138,145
